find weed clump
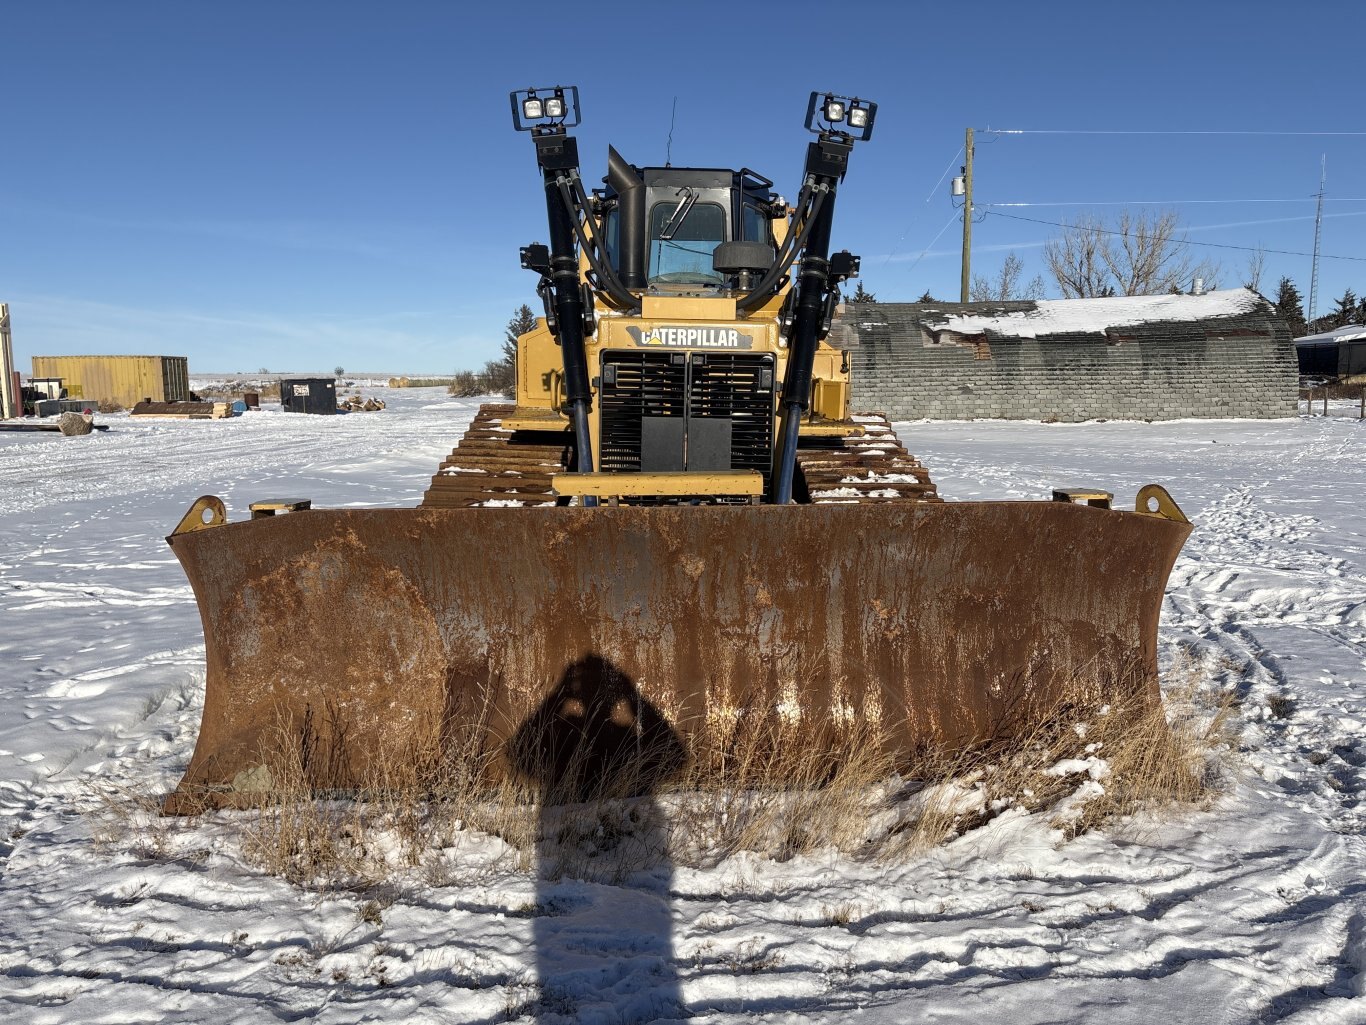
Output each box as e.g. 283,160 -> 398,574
156,664 -> 1239,891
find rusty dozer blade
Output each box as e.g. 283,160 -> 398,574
161,491 -> 1190,813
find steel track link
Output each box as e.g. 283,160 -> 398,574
422,407 -> 938,507
796,413 -> 940,504
420,404 -> 569,508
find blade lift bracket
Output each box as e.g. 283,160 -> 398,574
171,495 -> 227,536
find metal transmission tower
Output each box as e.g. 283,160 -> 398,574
1308,156 -> 1326,324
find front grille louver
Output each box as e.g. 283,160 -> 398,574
598,350 -> 775,501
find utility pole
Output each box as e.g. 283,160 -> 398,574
960,127 -> 974,302
1308,155 -> 1326,325
0,304 -> 15,420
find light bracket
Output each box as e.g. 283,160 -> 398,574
805,91 -> 876,141
510,86 -> 581,132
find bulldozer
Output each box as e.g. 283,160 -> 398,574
161,89 -> 1191,813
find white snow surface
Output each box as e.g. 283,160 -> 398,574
925,287 -> 1263,339
2,389 -> 1365,1023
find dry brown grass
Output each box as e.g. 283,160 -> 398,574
1299,381 -> 1365,401
86,779 -> 210,865
197,665 -> 1236,892
193,381 -> 281,402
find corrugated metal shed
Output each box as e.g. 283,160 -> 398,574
30,355 -> 190,407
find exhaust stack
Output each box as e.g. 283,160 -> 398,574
608,146 -> 647,290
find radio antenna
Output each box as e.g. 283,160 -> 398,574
665,96 -> 677,166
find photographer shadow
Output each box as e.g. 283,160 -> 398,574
508,654 -> 687,1022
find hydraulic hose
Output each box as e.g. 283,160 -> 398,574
736,183 -> 827,314
542,166 -> 599,507
556,174 -> 640,313
772,183 -> 838,505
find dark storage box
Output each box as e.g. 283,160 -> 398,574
280,378 -> 338,415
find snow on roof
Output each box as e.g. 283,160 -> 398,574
1294,323 -> 1366,345
924,288 -> 1264,339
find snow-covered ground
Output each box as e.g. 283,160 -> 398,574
1,389 -> 1363,1024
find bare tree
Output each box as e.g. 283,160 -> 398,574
970,252 -> 1046,302
1043,215 -> 1113,298
1044,210 -> 1220,298
1243,247 -> 1266,294
1106,210 -> 1220,296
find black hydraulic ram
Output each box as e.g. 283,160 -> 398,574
772,93 -> 876,505
512,88 -> 599,503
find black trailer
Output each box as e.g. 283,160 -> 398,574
1295,327 -> 1366,381
280,378 -> 338,415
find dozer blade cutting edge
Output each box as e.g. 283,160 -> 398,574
161,492 -> 1190,813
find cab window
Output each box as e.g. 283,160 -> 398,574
742,202 -> 773,245
648,201 -> 726,285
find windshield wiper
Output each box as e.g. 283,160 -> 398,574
657,187 -> 698,241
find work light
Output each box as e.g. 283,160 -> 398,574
510,86 -> 581,131
805,92 -> 877,140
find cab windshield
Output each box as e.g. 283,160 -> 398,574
648,201 -> 726,285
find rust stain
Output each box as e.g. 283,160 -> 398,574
162,502 -> 1190,812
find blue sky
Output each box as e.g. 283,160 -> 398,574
3,0 -> 1364,374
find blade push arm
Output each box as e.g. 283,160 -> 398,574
511,87 -> 599,501
772,93 -> 876,505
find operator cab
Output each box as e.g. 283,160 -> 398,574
598,157 -> 782,292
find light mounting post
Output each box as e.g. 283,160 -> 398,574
511,86 -> 597,503
772,91 -> 875,505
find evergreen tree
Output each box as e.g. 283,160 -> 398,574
915,290 -> 937,303
1306,312 -> 1337,335
1332,288 -> 1359,329
483,358 -> 514,397
504,304 -> 537,370
850,282 -> 877,303
1273,277 -> 1307,338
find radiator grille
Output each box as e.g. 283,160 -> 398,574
598,349 -> 775,495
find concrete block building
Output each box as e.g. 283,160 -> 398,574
845,288 -> 1296,421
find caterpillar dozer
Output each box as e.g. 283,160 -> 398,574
161,89 -> 1191,812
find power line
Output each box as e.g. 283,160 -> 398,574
901,211 -> 961,275
986,209 -> 1366,263
880,144 -> 966,268
987,198 -> 1366,208
924,145 -> 965,204
981,129 -> 1366,137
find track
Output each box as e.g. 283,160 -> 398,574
421,405 -> 939,507
420,404 -> 567,508
796,413 -> 939,504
